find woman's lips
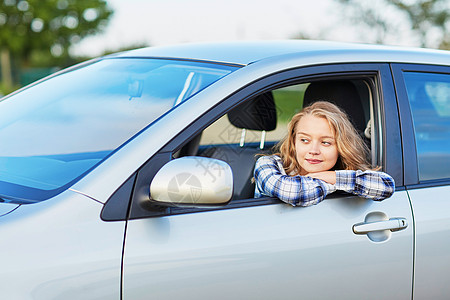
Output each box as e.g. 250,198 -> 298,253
306,159 -> 322,164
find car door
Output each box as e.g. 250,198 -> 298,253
392,63 -> 450,299
121,64 -> 414,299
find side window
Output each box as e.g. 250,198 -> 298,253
403,72 -> 450,181
177,78 -> 375,201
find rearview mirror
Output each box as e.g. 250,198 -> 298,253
150,156 -> 233,206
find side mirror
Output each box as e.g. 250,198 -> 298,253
150,156 -> 233,206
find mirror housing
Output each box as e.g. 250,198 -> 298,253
150,156 -> 233,206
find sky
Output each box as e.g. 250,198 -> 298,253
71,0 -> 416,57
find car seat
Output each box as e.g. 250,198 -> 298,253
303,80 -> 368,137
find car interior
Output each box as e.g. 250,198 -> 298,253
175,78 -> 375,201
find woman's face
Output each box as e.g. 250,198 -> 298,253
294,115 -> 339,175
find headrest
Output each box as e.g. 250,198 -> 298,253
227,92 -> 277,131
303,80 -> 366,134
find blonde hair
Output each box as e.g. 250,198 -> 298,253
276,101 -> 374,175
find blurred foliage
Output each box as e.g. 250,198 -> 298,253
0,0 -> 113,63
336,0 -> 450,50
0,0 -> 113,93
272,87 -> 306,123
0,80 -> 20,95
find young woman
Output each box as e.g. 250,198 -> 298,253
254,101 -> 395,206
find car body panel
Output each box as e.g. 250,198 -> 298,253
123,191 -> 413,299
0,190 -> 124,299
408,186 -> 450,298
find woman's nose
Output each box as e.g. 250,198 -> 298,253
308,142 -> 321,154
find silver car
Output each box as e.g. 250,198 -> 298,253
0,41 -> 449,299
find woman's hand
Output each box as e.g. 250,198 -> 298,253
306,171 -> 336,185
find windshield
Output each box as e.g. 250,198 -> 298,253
0,58 -> 238,203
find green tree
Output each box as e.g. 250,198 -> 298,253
335,0 -> 450,49
0,0 -> 113,92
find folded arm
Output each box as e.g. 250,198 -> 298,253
254,156 -> 336,207
335,170 -> 395,200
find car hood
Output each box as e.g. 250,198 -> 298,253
0,203 -> 20,217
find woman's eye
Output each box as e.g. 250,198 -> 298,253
322,141 -> 332,146
300,138 -> 309,143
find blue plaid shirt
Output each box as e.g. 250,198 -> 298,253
254,155 -> 395,207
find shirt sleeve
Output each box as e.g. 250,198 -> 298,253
254,156 -> 336,207
335,170 -> 395,200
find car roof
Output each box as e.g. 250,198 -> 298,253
114,40 -> 450,66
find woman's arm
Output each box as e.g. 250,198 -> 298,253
254,156 -> 336,206
334,170 -> 395,200
306,171 -> 336,184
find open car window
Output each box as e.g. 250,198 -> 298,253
176,78 -> 376,201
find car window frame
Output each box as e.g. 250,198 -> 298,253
101,62 -> 402,221
391,63 -> 450,188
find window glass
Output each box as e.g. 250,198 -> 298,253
0,58 -> 237,202
403,72 -> 450,181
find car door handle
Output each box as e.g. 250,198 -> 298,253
353,218 -> 408,234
